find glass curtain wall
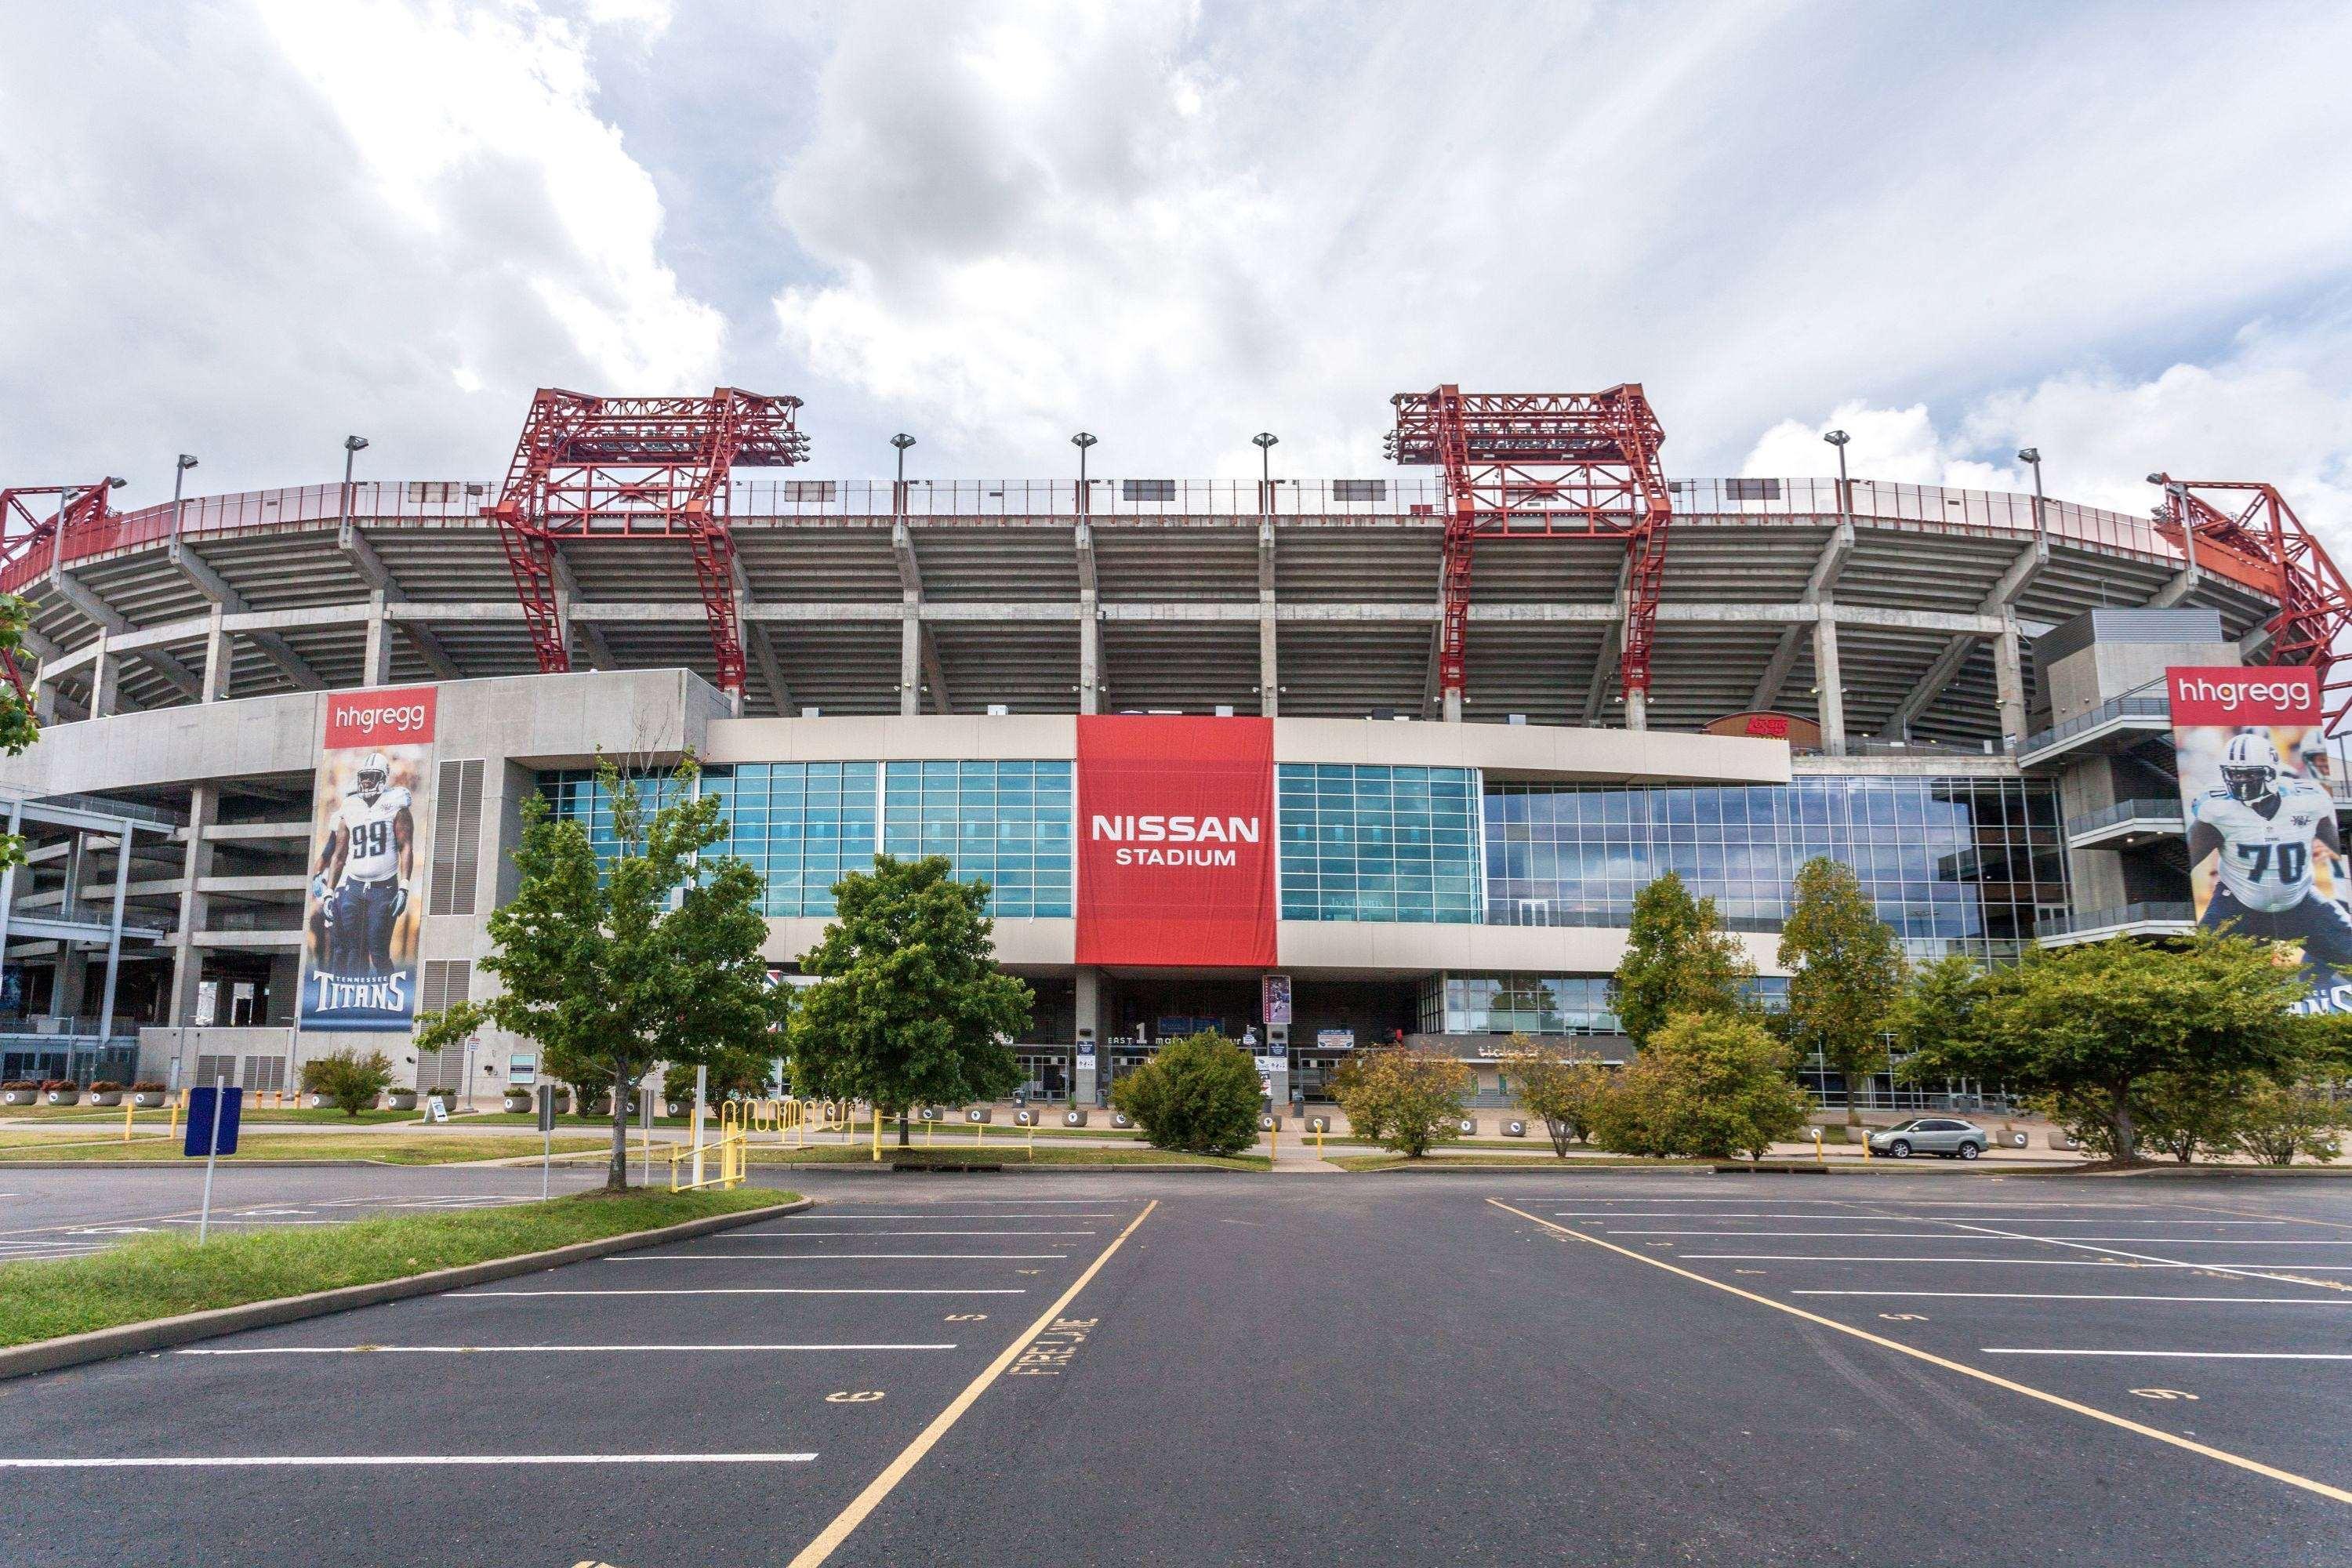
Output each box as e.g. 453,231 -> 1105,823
1277,764 -> 1480,924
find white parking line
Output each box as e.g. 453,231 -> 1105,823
1869,1207 -> 2352,1296
1606,1230 -> 2100,1239
760,1214 -> 1120,1221
1984,1348 -> 2352,1361
1554,1213 -> 2281,1224
1680,1255 -> 2352,1268
1794,1290 -> 2352,1304
454,1288 -> 1029,1297
176,1343 -> 955,1355
729,1230 -> 1096,1238
612,1253 -> 1070,1262
0,1454 -> 818,1468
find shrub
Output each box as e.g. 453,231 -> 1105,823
40,1080 -> 73,1093
131,1081 -> 167,1094
1590,1011 -> 1810,1160
2,1080 -> 36,1092
2234,1084 -> 2342,1167
299,1050 -> 395,1117
1509,1041 -> 1611,1156
1331,1047 -> 1472,1158
1110,1032 -> 1262,1156
89,1080 -> 124,1094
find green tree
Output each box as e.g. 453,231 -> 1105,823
1610,873 -> 1755,1048
1589,1011 -> 1809,1160
2129,1070 -> 2259,1165
0,594 -> 38,869
788,854 -> 1029,1147
1896,931 -> 2307,1165
299,1048 -> 394,1116
1331,1047 -> 1472,1158
664,1042 -> 775,1105
415,755 -> 786,1189
2234,1083 -> 2342,1167
1110,1031 -> 1261,1156
1778,857 -> 1907,1124
1510,1040 -> 1610,1156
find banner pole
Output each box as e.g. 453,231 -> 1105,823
198,1073 -> 224,1246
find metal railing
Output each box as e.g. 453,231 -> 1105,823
0,474 -> 2194,594
2036,902 -> 2195,938
2017,695 -> 2175,761
2063,797 -> 2186,839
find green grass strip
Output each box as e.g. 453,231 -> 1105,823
0,1134 -> 609,1165
0,1186 -> 788,1348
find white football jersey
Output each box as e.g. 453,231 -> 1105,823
2195,777 -> 2333,913
335,786 -> 411,881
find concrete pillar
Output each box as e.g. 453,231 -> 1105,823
1993,618 -> 2027,746
362,590 -> 392,687
1624,687 -> 1648,731
201,605 -> 230,702
1258,614 -> 1279,717
1442,686 -> 1463,724
32,673 -> 56,725
1812,615 -> 1848,757
168,783 -> 219,1031
265,949 -> 301,1026
1077,599 -> 1100,715
1073,965 -> 1102,1105
898,612 -> 921,717
89,634 -> 118,719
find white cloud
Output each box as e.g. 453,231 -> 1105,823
1738,320 -> 2352,546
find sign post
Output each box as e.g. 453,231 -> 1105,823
536,1083 -> 557,1201
184,1077 -> 242,1245
691,1065 -> 708,1189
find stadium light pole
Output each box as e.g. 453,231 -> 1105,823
1253,431 -> 1278,514
1071,431 -> 1098,515
1823,429 -> 1850,522
339,434 -> 369,538
891,433 -> 915,517
170,453 -> 198,539
2018,448 -> 2045,539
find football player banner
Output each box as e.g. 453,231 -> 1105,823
2168,666 -> 2350,1013
299,686 -> 438,1031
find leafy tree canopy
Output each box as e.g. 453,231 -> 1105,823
1778,856 -> 1907,1123
1508,1039 -> 1610,1156
1332,1047 -> 1472,1158
788,854 -> 1029,1146
1589,1011 -> 1809,1161
1110,1031 -> 1261,1156
1611,873 -> 1755,1047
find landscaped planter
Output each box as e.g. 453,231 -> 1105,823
1062,1108 -> 1089,1127
43,1086 -> 80,1107
89,1090 -> 123,1108
546,1090 -> 572,1115
426,1092 -> 460,1116
1,1084 -> 39,1109
386,1090 -> 418,1112
131,1090 -> 168,1109
502,1091 -> 534,1114
307,1092 -> 340,1111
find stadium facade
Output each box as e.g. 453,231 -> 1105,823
0,444 -> 2332,1105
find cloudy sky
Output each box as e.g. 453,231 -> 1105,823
4,0 -> 2350,535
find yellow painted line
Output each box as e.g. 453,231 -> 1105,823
785,1200 -> 1160,1568
1483,1198 -> 2352,1509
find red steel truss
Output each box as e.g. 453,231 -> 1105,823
0,481 -> 123,699
1388,384 -> 1671,713
2151,475 -> 2352,731
483,388 -> 808,699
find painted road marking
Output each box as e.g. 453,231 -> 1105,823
1606,1229 -> 2295,1239
175,1343 -> 956,1356
1681,1255 -> 2352,1269
753,1214 -> 1121,1221
1984,1349 -> 2352,1361
785,1200 -> 1160,1568
728,1230 -> 1098,1238
454,1288 -> 1029,1298
1875,1209 -> 2352,1298
1484,1199 -> 2352,1510
1793,1291 -> 2352,1305
0,1454 -> 818,1468
612,1253 -> 1071,1262
1555,1213 -> 2278,1224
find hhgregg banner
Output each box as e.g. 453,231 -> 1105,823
299,686 -> 437,1031
2169,666 -> 2351,1014
1076,715 -> 1277,967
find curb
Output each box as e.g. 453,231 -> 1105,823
0,1195 -> 813,1383
0,1159 -> 401,1171
753,1160 -> 1258,1176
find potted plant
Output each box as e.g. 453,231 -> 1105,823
546,1087 -> 572,1116
426,1086 -> 460,1115
385,1087 -> 418,1112
306,1091 -> 340,1110
42,1079 -> 80,1107
88,1080 -> 125,1108
502,1087 -> 534,1114
131,1081 -> 169,1109
1063,1105 -> 1090,1127
2,1080 -> 38,1108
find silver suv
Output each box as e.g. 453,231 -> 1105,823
1867,1118 -> 1985,1160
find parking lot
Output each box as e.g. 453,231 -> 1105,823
3,1168 -> 2350,1566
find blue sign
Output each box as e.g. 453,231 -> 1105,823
184,1087 -> 243,1158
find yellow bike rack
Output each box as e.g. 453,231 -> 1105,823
667,1130 -> 746,1192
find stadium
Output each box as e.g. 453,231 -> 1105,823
0,383 -> 2342,1108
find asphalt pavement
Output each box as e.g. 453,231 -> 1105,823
2,1167 -> 2350,1566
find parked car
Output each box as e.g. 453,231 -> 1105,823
1867,1118 -> 1986,1160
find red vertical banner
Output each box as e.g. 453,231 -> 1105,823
1076,716 -> 1277,967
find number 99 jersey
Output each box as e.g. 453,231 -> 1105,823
2192,776 -> 2333,913
336,785 -> 412,881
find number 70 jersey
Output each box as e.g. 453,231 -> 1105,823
2193,779 -> 2333,913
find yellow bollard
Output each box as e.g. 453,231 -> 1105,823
976,1116 -> 984,1147
168,1097 -> 179,1145
1271,1116 -> 1279,1161
1316,1123 -> 1324,1158
872,1103 -> 881,1163
1028,1120 -> 1035,1162
1813,1127 -> 1824,1164
123,1097 -> 134,1146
